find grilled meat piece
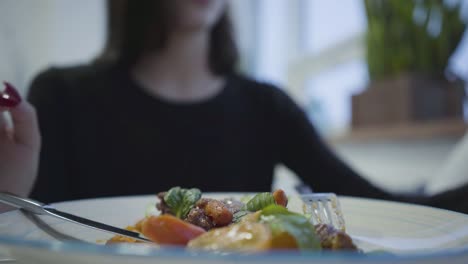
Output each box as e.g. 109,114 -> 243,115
185,198 -> 234,230
221,198 -> 245,214
185,207 -> 215,230
315,224 -> 357,250
195,198 -> 233,227
272,189 -> 288,207
202,199 -> 233,226
156,191 -> 234,230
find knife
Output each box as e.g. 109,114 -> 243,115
0,192 -> 152,243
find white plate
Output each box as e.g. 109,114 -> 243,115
0,194 -> 468,263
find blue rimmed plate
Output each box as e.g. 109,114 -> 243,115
1,194 -> 468,263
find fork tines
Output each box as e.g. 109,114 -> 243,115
300,193 -> 346,231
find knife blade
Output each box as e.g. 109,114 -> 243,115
0,192 -> 152,243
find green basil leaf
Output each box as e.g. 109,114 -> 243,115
245,192 -> 275,212
261,205 -> 321,250
163,186 -> 201,219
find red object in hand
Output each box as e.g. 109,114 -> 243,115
141,215 -> 206,245
0,82 -> 22,108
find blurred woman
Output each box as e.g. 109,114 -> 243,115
8,0 -> 466,213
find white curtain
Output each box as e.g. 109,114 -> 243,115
0,0 -> 105,94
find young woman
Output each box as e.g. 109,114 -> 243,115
2,0 -> 467,214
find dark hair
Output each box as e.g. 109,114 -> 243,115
97,0 -> 239,76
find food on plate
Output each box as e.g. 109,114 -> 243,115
107,187 -> 357,252
142,214 -> 206,245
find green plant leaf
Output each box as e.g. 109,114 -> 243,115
163,186 -> 201,219
244,192 -> 275,212
364,0 -> 466,79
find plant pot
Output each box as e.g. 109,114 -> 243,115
351,73 -> 465,128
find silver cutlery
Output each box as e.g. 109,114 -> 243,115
295,185 -> 346,231
0,192 -> 151,243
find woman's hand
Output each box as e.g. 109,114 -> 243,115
0,82 -> 41,212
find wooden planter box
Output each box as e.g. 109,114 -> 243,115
352,73 -> 465,128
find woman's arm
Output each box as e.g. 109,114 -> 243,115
273,88 -> 391,198
273,88 -> 468,213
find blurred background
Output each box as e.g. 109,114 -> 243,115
1,0 -> 468,195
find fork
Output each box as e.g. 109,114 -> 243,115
295,184 -> 346,231
0,192 -> 152,243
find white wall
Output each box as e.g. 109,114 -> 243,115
0,0 -> 105,95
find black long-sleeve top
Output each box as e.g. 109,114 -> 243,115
28,64 -> 468,213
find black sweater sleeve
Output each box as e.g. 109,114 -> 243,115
273,88 -> 392,198
272,87 -> 468,213
27,69 -> 73,203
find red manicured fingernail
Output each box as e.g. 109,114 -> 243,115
1,81 -> 22,107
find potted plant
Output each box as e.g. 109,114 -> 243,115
352,0 -> 466,127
